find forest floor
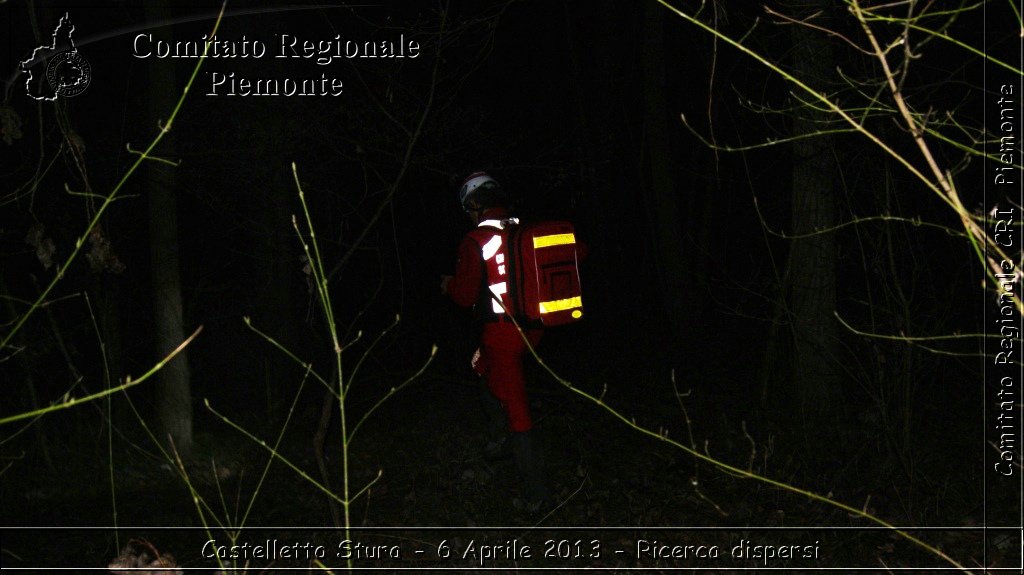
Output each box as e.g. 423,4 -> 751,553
1,352 -> 1004,572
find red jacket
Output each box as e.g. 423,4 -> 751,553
447,207 -> 511,312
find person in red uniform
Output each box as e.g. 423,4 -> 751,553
441,171 -> 551,508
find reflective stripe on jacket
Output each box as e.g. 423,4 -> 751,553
447,210 -> 519,322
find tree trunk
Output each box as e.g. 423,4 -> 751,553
564,0 -> 648,327
642,0 -> 694,346
259,166 -> 302,417
146,1 -> 192,456
778,1 -> 841,430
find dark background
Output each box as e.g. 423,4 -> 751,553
0,0 -> 1019,570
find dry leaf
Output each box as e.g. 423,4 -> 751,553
24,223 -> 56,270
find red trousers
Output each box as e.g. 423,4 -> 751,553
473,322 -> 542,433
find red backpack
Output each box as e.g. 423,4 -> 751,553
506,221 -> 584,327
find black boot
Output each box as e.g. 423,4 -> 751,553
510,430 -> 552,510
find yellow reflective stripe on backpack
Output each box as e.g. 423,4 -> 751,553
538,296 -> 582,314
533,233 -> 575,249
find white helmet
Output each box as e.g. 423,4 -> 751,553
458,171 -> 498,209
